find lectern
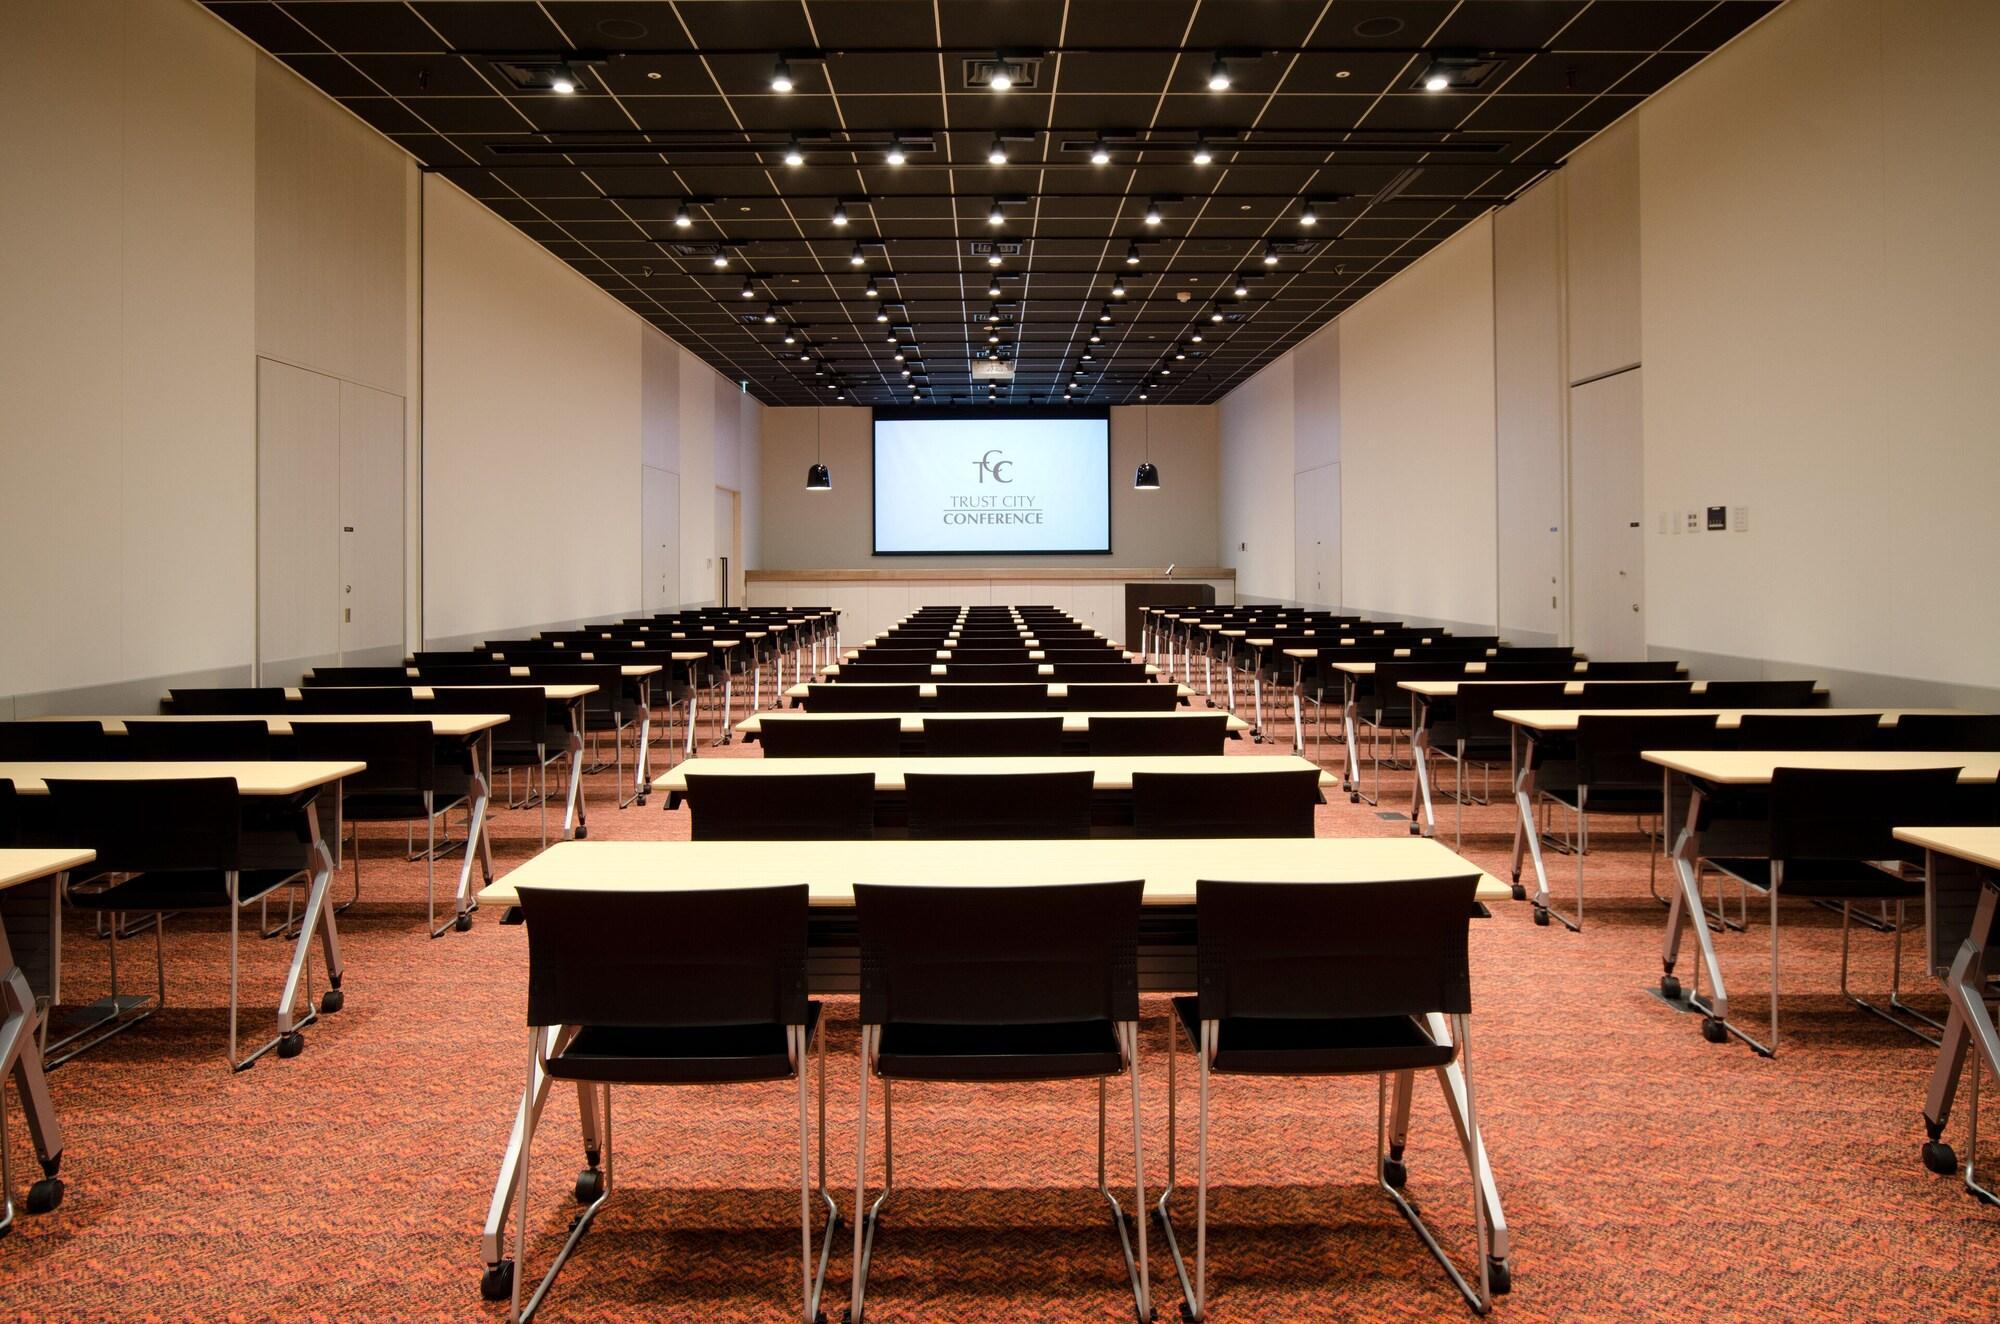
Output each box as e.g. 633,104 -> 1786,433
1124,580 -> 1214,653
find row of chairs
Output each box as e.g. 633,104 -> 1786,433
503,872 -> 1496,1322
803,682 -> 1180,712
682,768 -> 1322,839
841,661 -> 1152,683
760,713 -> 1228,757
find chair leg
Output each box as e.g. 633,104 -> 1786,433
1843,899 -> 1944,1044
1378,1018 -> 1495,1314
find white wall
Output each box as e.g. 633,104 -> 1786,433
1493,175 -> 1567,644
1,0 -> 257,710
1217,357 -> 1296,601
1339,216 -> 1498,629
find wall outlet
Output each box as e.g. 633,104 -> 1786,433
1684,510 -> 1701,533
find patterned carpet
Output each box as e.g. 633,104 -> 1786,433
4,695 -> 1997,1322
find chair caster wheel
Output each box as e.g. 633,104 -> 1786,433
1408,822 -> 1420,835
575,825 -> 589,839
454,912 -> 473,932
502,906 -> 524,925
1179,1301 -> 1203,1322
26,1177 -> 64,1214
1700,1017 -> 1728,1044
1488,1257 -> 1512,1295
1510,883 -> 1526,901
1923,1140 -> 1958,1176
575,1168 -> 604,1202
1659,974 -> 1681,1002
480,1260 -> 514,1301
278,1031 -> 305,1058
1349,792 -> 1360,804
1381,1156 -> 1408,1189
1532,907 -> 1550,927
319,988 -> 345,1014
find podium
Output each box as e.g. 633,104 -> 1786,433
1123,581 -> 1214,653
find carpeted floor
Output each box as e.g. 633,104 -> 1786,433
4,696 -> 1997,1322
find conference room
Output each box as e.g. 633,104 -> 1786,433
3,1 -> 1997,1320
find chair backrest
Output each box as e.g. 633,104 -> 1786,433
804,684 -> 923,713
1060,683 -> 1180,712
125,719 -> 274,761
945,649 -> 1036,665
291,721 -> 436,795
841,663 -> 939,684
44,777 -> 242,872
1576,661 -> 1684,680
1574,714 -> 1722,788
1193,876 -> 1478,1021
424,686 -> 556,748
1045,662 -> 1150,682
294,686 -> 419,714
683,771 -> 876,840
1574,681 -> 1697,707
941,663 -> 1047,683
1766,766 -> 1967,865
0,721 -> 114,760
411,650 -> 498,666
412,664 -> 518,686
922,716 -> 1064,757
928,683 -> 1054,711
1086,714 -> 1229,756
518,884 -> 810,1030
1490,647 -> 1579,665
1132,769 -> 1321,837
0,780 -> 16,847
303,666 -> 416,686
905,770 -> 1094,839
1698,680 -> 1823,708
853,879 -> 1142,1028
759,717 -> 904,758
1732,713 -> 1884,751
1443,682 -> 1580,746
167,687 -> 291,715
1878,714 -> 2000,751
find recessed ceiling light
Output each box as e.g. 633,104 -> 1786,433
647,71 -> 662,81
1208,56 -> 1231,91
1091,140 -> 1111,165
987,139 -> 1008,165
1335,69 -> 1351,80
770,58 -> 794,93
674,202 -> 692,228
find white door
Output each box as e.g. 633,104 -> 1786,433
257,359 -> 341,684
1568,369 -> 1645,658
1292,462 -> 1342,609
714,486 -> 739,606
338,380 -> 405,662
642,465 -> 680,611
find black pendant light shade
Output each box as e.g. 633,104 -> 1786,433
1134,460 -> 1160,490
806,410 -> 831,489
806,461 -> 831,490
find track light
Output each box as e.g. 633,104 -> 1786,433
1175,349 -> 1187,361
1099,304 -> 1114,323
864,276 -> 879,297
902,368 -> 912,377
770,58 -> 794,93
988,202 -> 1005,226
987,282 -> 1003,298
1299,201 -> 1318,226
986,309 -> 1001,322
1091,140 -> 1111,165
989,68 -> 1013,92
798,349 -> 811,361
831,203 -> 849,226
1139,392 -> 1149,400
712,252 -> 729,268
1232,273 -> 1249,298
1208,56 -> 1231,91
1125,243 -> 1141,266
739,277 -> 755,298
1425,73 -> 1450,92
875,309 -> 889,323
1189,331 -> 1203,343
674,201 -> 692,228
1144,200 -> 1163,226
1111,276 -> 1126,298
885,143 -> 906,166
987,138 -> 1008,165
783,139 -> 805,167
764,303 -> 780,323
784,328 -> 798,344
551,78 -> 575,95
850,244 -> 866,266
986,252 -> 1003,267
1210,303 -> 1226,323
1089,332 -> 1102,344
988,333 -> 1000,344
893,350 -> 905,362
1263,241 -> 1280,266
1193,143 -> 1213,165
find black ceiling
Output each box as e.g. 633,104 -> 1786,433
206,1 -> 1778,407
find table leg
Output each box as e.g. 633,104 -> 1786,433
1659,788 -> 1741,1047
1224,641 -> 1238,713
1342,674 -> 1363,794
1251,658 -> 1265,742
1511,738 -> 1552,918
634,676 -> 652,806
1409,700 -> 1436,838
562,701 -> 587,840
450,735 -> 494,929
277,802 -> 342,1039
0,901 -> 64,1235
1922,877 -> 2000,1181
1291,658 -> 1305,755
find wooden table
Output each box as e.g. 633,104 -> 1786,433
785,681 -> 1195,706
738,709 -> 1250,744
1642,750 -> 2000,1056
1897,826 -> 2000,1204
655,753 -> 1333,804
822,662 -> 1158,679
0,761 -> 363,1068
0,847 -> 92,1235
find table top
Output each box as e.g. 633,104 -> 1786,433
1640,750 -> 2000,784
824,662 -> 1158,679
739,710 -> 1251,735
657,753 -> 1333,794
783,682 -> 1195,701
1493,706 -> 1963,733
0,760 -> 366,796
1401,678 -> 1785,698
1893,826 -> 2000,871
282,684 -> 596,702
42,713 -> 508,738
503,664 -> 659,678
0,848 -> 96,892
477,836 -> 1508,909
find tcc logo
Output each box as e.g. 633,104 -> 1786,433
973,449 -> 1014,483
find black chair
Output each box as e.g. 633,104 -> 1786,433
125,719 -> 274,761
1574,661 -> 1684,680
683,771 -> 876,840
167,687 -> 291,715
921,716 -> 1063,757
759,716 -> 904,758
531,664 -> 646,808
410,665 -> 517,686
1158,874 -> 1499,1318
1087,715 -> 1229,756
505,884 -> 835,1324
803,684 -> 922,714
928,683 -> 1055,712
294,686 -> 419,714
303,667 -> 417,686
0,722 -> 114,760
1354,663 -> 1485,806
1879,714 -> 2000,751
46,777 -> 320,1070
427,688 -> 572,849
1423,683 -> 1577,848
1704,767 -> 1967,1055
0,779 -> 14,846
292,722 -> 470,937
941,663 -> 1046,683
1132,770 -> 1321,838
848,879 -> 1151,1324
1064,683 -> 1181,713
1697,680 -> 1823,707
905,770 -> 1093,838
1573,681 -> 1697,707
840,664 -> 938,684
1530,713 -> 1721,928
1047,662 -> 1150,683
1732,713 -> 1884,750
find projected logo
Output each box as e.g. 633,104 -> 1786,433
947,449 -> 1041,526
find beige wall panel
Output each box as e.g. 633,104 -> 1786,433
1564,117 -> 1642,383
257,359 -> 341,678
1217,358 -> 1296,601
1494,174 -> 1568,643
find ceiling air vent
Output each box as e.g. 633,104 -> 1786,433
968,241 -> 1026,258
963,57 -> 1042,91
488,58 -> 598,92
663,241 -> 724,259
